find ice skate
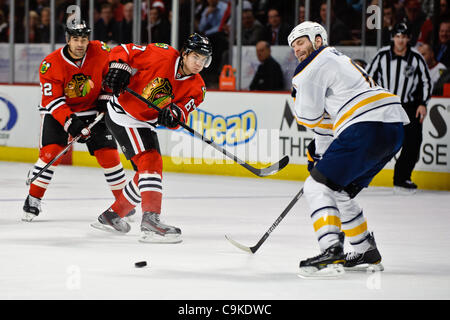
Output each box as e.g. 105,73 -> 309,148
139,212 -> 182,244
298,238 -> 346,279
22,195 -> 41,222
90,208 -> 131,234
124,209 -> 136,222
394,180 -> 417,195
344,232 -> 384,272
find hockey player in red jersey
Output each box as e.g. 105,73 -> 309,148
23,21 -> 130,222
90,33 -> 211,243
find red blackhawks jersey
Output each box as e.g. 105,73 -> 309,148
108,43 -> 206,128
38,40 -> 111,126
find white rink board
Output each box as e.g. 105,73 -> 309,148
0,85 -> 449,173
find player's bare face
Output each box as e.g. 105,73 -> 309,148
182,52 -> 208,75
67,36 -> 89,59
291,37 -> 314,62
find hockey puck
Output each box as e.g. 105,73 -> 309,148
135,261 -> 147,268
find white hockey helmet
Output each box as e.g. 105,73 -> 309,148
287,21 -> 328,50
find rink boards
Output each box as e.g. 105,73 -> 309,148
0,85 -> 449,190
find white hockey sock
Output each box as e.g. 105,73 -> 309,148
122,179 -> 141,207
304,176 -> 342,251
336,191 -> 370,253
103,164 -> 127,191
30,159 -> 56,189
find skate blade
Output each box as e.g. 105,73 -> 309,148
298,264 -> 345,279
22,212 -> 37,222
345,263 -> 384,272
90,222 -> 129,235
139,231 -> 182,244
393,187 -> 417,195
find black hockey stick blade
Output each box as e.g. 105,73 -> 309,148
253,155 -> 289,177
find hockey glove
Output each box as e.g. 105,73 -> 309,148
96,93 -> 113,113
64,114 -> 91,143
104,60 -> 132,97
306,139 -> 321,172
158,103 -> 183,128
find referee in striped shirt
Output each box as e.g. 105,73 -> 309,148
367,22 -> 432,192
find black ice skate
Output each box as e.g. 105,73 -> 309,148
124,208 -> 136,222
344,232 -> 384,272
90,208 -> 131,234
298,237 -> 346,279
394,180 -> 417,194
22,195 -> 42,222
139,212 -> 182,244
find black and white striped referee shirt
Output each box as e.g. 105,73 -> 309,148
367,45 -> 432,106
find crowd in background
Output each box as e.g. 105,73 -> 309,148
1,0 -> 450,90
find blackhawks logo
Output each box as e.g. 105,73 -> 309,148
40,60 -> 51,74
100,41 -> 111,52
142,77 -> 173,108
154,43 -> 169,49
64,73 -> 94,98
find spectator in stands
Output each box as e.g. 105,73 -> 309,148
299,4 -> 306,23
401,0 -> 426,46
198,0 -> 227,36
149,4 -> 171,44
418,43 -> 448,91
108,0 -> 124,22
418,0 -> 450,45
26,10 -> 41,43
242,7 -> 265,45
38,6 -> 50,43
32,0 -> 48,16
367,2 -> 397,46
0,9 -> 8,42
194,0 -> 209,32
382,4 -> 397,45
318,1 -> 352,45
94,3 -> 119,44
434,19 -> 450,68
116,2 -> 134,44
249,40 -> 284,91
54,5 -> 68,43
263,8 -> 291,46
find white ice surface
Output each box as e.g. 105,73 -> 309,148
0,161 -> 449,300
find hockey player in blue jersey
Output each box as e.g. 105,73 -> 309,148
288,21 -> 410,277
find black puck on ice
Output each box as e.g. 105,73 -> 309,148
135,261 -> 147,268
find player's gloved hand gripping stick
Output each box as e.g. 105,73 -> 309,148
125,87 -> 289,178
25,112 -> 105,186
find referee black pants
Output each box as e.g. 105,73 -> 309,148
393,103 -> 423,184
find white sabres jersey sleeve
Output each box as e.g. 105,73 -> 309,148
291,46 -> 409,138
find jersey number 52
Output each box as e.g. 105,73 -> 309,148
40,83 -> 52,96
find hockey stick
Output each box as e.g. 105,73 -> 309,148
125,87 -> 289,177
26,112 -> 105,186
225,187 -> 304,253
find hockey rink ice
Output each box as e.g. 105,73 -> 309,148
0,161 -> 449,300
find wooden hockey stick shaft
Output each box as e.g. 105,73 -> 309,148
225,188 -> 304,253
125,87 -> 289,177
25,113 -> 105,186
